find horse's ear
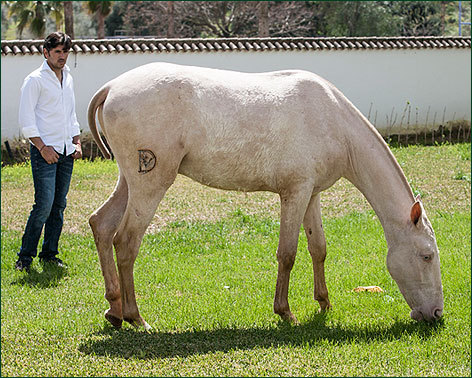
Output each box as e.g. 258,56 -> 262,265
410,200 -> 422,226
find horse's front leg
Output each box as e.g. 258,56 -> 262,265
303,193 -> 331,312
273,186 -> 313,323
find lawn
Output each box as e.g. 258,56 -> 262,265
1,143 -> 470,376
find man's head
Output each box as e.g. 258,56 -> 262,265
43,32 -> 72,71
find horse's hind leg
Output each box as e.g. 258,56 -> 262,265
303,193 -> 331,312
113,160 -> 179,329
89,174 -> 128,328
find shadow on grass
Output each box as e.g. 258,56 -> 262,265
10,264 -> 68,288
79,313 -> 445,359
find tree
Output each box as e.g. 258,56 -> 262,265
122,1 -> 165,37
6,1 -> 48,38
266,2 -> 323,37
167,1 -> 174,38
48,1 -> 62,31
320,2 -> 403,37
391,1 -> 442,36
105,1 -> 125,37
182,2 -> 258,38
63,1 -> 73,38
258,1 -> 269,37
61,0 -> 466,40
4,0 -> 67,39
1,1 -> 12,39
122,1 -> 194,38
83,1 -> 113,39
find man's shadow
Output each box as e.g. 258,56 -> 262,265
11,264 -> 68,288
79,313 -> 444,360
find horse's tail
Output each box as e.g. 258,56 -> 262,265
87,85 -> 111,159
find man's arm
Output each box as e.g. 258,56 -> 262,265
19,77 -> 41,139
19,77 -> 59,164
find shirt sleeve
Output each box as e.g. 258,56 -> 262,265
69,78 -> 81,137
18,76 -> 41,139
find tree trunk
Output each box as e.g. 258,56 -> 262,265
440,1 -> 446,35
97,13 -> 105,39
258,2 -> 269,37
167,1 -> 175,38
348,2 -> 361,37
63,1 -> 74,39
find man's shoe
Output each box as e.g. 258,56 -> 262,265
40,257 -> 66,268
15,259 -> 31,272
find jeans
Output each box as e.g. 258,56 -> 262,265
18,145 -> 74,263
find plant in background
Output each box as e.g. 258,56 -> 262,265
5,0 -> 62,39
408,178 -> 425,198
83,1 -> 113,39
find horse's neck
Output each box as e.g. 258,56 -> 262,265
344,121 -> 415,242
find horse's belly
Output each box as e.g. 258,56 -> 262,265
178,154 -> 277,192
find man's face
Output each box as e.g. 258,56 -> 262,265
44,44 -> 69,71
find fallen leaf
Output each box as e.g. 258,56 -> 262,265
353,285 -> 383,293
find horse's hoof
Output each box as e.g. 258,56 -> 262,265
279,312 -> 299,324
318,301 -> 332,313
143,320 -> 152,331
105,311 -> 123,329
124,316 -> 152,331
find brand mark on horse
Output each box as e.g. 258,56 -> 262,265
138,149 -> 156,173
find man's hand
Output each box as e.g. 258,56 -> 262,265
73,143 -> 82,160
40,145 -> 59,164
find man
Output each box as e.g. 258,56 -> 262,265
15,32 -> 82,272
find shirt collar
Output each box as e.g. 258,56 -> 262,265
40,60 -> 70,74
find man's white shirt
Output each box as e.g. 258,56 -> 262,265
19,60 -> 81,155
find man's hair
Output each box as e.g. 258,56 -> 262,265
44,32 -> 72,51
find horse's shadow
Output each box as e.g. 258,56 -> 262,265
79,313 -> 444,359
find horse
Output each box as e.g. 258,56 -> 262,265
88,62 -> 443,330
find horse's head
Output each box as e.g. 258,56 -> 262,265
386,197 -> 444,322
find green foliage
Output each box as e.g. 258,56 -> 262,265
2,1 -> 467,40
71,1 -> 96,39
453,170 -> 471,182
3,0 -> 63,38
455,142 -> 471,161
451,143 -> 471,182
320,1 -> 402,37
82,1 -> 112,17
408,178 -> 425,198
82,1 -> 113,39
104,1 -> 125,37
390,1 -> 442,36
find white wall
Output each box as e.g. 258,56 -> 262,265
2,47 -> 470,140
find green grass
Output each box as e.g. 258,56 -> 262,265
1,143 -> 471,376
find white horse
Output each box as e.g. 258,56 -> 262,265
88,63 -> 443,330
